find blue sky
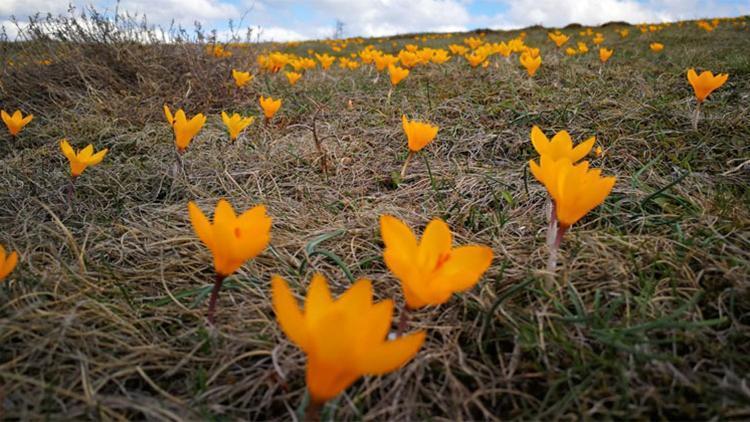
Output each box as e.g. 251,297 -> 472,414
2,0 -> 749,41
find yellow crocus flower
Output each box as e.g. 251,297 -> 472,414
687,69 -> 729,103
380,215 -> 493,309
1,110 -> 33,137
0,244 -> 19,282
221,112 -> 255,141
259,96 -> 282,120
520,52 -> 541,76
530,125 -> 595,163
172,109 -> 206,152
60,139 -> 107,177
271,273 -> 425,404
231,69 -> 253,88
388,64 -> 409,86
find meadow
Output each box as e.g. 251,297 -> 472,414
0,9 -> 749,420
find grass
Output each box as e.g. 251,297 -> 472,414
1,9 -> 749,420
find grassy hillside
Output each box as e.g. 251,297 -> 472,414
1,12 -> 749,420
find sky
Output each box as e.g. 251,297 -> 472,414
2,0 -> 749,41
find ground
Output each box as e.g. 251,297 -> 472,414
0,13 -> 749,421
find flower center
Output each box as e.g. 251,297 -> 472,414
434,252 -> 451,271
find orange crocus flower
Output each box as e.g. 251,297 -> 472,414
431,49 -> 451,64
221,112 -> 255,141
60,139 -> 108,177
529,156 -> 615,229
259,96 -> 282,120
188,199 -> 271,278
315,53 -> 335,70
272,273 -> 425,403
188,199 -> 271,323
172,109 -> 206,152
520,52 -> 541,76
374,54 -> 399,71
599,48 -> 613,63
402,115 -> 438,152
388,64 -> 409,86
380,215 -> 493,309
232,69 -> 253,88
285,71 -> 302,86
530,125 -> 595,163
548,32 -> 569,47
465,51 -> 488,68
687,69 -> 729,103
0,244 -> 19,282
1,110 -> 33,136
448,44 -> 468,55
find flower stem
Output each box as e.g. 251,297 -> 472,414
545,200 -> 557,247
400,151 -> 414,180
311,108 -> 328,175
692,101 -> 701,131
396,305 -> 411,337
545,222 -> 568,288
206,273 -> 226,325
173,149 -> 184,177
424,77 -> 433,110
66,176 -> 76,209
305,401 -> 322,422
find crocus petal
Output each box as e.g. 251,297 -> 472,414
381,215 -> 419,281
434,245 -> 494,293
357,331 -> 425,375
305,273 -> 333,322
417,219 -> 452,270
306,354 -> 359,403
211,199 -> 238,274
570,136 -> 596,162
336,279 -> 373,312
360,300 -> 394,349
530,126 -> 549,156
235,205 -> 272,260
687,68 -> 698,86
188,201 -> 214,249
60,139 -> 76,161
0,251 -> 18,280
79,145 -> 94,160
271,275 -> 309,349
88,149 -> 108,165
164,105 -> 174,124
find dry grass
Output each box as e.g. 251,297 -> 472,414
1,10 -> 749,420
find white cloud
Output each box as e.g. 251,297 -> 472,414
481,0 -> 750,30
483,0 -> 665,29
253,25 -> 307,41
244,0 -> 471,38
115,0 -> 238,22
1,19 -> 24,39
0,0 -> 72,16
2,0 -> 749,42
